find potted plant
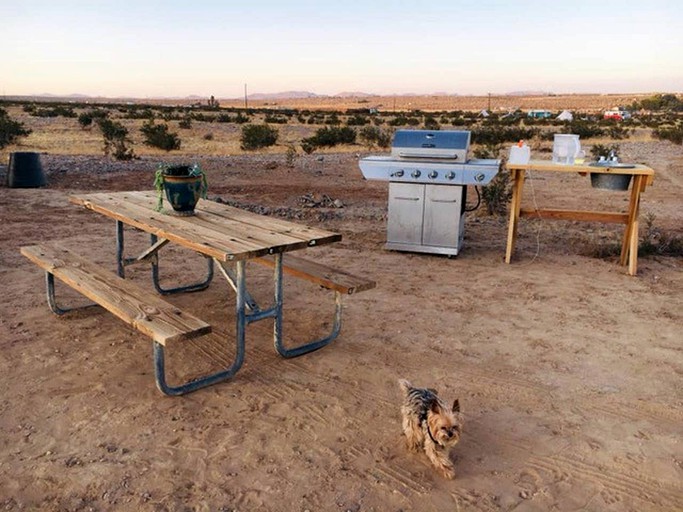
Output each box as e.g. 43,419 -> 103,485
154,163 -> 208,215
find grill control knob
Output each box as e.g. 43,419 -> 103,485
411,170 -> 421,179
391,170 -> 405,178
474,172 -> 485,182
428,170 -> 438,179
445,171 -> 456,180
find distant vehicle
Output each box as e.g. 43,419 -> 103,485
603,108 -> 632,120
527,109 -> 553,119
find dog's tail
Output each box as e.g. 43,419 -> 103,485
398,379 -> 413,396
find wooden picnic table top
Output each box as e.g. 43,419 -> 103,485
70,191 -> 342,262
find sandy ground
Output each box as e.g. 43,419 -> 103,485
0,142 -> 682,511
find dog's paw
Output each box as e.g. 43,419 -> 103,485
438,464 -> 456,480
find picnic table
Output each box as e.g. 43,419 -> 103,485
504,160 -> 656,276
22,191 -> 375,395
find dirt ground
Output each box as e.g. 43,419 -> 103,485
1,142 -> 682,511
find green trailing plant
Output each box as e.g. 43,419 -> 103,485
153,162 -> 208,212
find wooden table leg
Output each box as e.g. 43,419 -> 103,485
620,175 -> 644,275
505,169 -> 526,263
628,175 -> 645,275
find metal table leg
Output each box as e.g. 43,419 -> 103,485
153,260 -> 247,396
115,221 -> 214,294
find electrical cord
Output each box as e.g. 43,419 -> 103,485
521,168 -> 543,265
465,185 -> 481,212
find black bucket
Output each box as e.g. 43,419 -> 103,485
7,152 -> 47,188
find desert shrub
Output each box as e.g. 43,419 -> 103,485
203,133 -> 214,141
78,109 -> 108,129
240,124 -> 278,150
562,120 -> 604,139
423,116 -> 440,130
141,120 -> 181,151
301,126 -> 356,153
359,126 -> 393,148
639,212 -> 683,256
285,144 -> 297,167
471,126 -> 539,146
360,126 -> 391,148
634,93 -> 683,112
586,212 -> 683,259
178,116 -> 192,129
264,114 -> 288,124
590,143 -> 620,160
346,114 -> 369,126
606,124 -> 630,140
653,125 -> 683,145
481,169 -> 512,216
96,118 -> 134,160
123,107 -> 155,120
31,105 -> 77,118
324,113 -> 341,125
0,107 -> 32,149
234,113 -> 250,124
471,143 -> 510,215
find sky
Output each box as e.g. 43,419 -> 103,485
2,0 -> 682,98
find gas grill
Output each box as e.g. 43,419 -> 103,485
359,129 -> 500,256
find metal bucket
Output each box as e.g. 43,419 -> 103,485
590,173 -> 632,191
7,152 -> 47,188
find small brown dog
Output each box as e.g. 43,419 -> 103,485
398,379 -> 463,479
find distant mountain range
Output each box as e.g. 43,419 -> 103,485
18,90 -> 562,101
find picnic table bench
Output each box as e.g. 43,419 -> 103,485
21,191 -> 375,395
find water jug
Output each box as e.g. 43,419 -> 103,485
552,134 -> 581,165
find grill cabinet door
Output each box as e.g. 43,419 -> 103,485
387,182 -> 424,245
422,184 -> 464,248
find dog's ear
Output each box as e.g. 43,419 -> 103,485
452,399 -> 460,413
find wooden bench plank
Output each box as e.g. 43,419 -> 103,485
254,254 -> 376,295
21,243 -> 211,345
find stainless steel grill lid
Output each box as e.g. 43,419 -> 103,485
359,129 -> 500,185
391,130 -> 470,161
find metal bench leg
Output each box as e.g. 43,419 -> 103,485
271,253 -> 343,358
45,272 -> 98,315
152,260 -> 248,396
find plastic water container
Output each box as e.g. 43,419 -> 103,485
552,134 -> 581,165
508,143 -> 530,164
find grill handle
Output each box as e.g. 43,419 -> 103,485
397,151 -> 459,159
